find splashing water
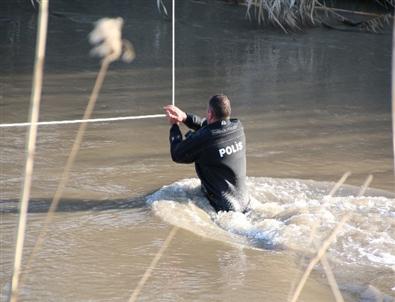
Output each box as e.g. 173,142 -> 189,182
147,177 -> 395,270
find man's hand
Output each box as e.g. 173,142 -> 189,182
164,105 -> 187,125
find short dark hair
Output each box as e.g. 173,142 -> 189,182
209,94 -> 231,119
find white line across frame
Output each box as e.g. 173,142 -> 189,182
0,114 -> 166,128
1,1 -> 176,129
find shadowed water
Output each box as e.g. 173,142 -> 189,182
1,0 -> 394,301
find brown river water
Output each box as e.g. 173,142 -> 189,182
1,0 -> 394,301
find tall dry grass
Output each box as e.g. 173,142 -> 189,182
287,172 -> 350,302
244,0 -> 393,32
289,175 -> 373,302
157,0 -> 168,16
245,0 -> 316,32
9,1 -> 49,301
128,227 -> 179,302
18,17 -> 135,291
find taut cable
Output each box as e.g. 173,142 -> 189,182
0,114 -> 166,128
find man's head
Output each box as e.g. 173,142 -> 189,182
207,94 -> 231,124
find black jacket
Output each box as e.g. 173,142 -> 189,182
169,113 -> 248,212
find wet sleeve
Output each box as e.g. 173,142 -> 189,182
169,124 -> 206,164
183,113 -> 207,131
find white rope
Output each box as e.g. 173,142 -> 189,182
392,17 -> 395,174
3,0 -> 175,130
0,114 -> 166,128
172,0 -> 175,106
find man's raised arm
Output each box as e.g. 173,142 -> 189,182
184,113 -> 206,131
168,123 -> 205,163
164,105 -> 206,131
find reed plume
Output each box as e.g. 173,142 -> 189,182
89,17 -> 135,63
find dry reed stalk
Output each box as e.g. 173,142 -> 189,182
304,171 -> 351,247
244,0 -> 391,32
128,226 -> 179,302
392,17 -> 395,175
19,17 -> 135,287
246,0 -> 290,32
287,172 -> 350,302
319,256 -> 344,302
289,175 -> 373,302
289,214 -> 350,302
21,57 -> 112,278
327,172 -> 351,197
157,0 -> 168,16
9,1 -> 49,301
316,0 -> 392,33
357,175 -> 373,197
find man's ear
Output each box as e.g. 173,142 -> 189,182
207,108 -> 212,123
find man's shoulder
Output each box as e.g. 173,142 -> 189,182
188,125 -> 211,140
231,119 -> 245,135
209,119 -> 244,137
230,118 -> 243,127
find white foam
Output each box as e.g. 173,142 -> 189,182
147,177 -> 395,270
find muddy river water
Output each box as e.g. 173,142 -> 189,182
0,0 -> 394,301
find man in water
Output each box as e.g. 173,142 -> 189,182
164,94 -> 248,212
